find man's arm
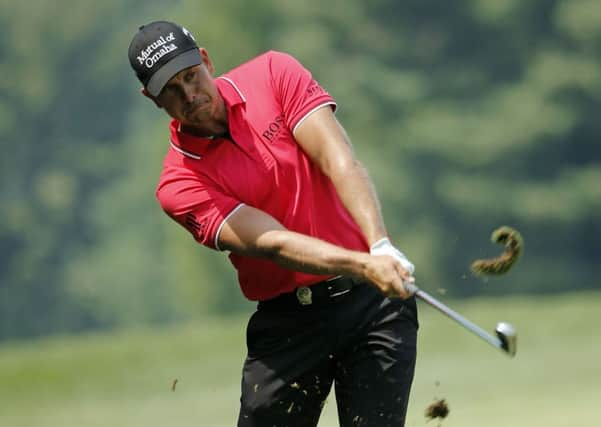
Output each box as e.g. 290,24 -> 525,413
293,106 -> 415,275
294,107 -> 386,246
217,205 -> 413,298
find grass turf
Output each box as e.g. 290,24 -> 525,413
0,291 -> 599,427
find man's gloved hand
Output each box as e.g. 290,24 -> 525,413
370,237 -> 415,275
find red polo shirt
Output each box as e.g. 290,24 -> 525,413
157,50 -> 368,300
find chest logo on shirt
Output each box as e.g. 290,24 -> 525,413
262,115 -> 285,142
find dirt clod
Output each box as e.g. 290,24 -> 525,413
425,399 -> 449,420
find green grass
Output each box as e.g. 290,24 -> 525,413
1,291 -> 600,427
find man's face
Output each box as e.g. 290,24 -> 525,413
157,63 -> 221,127
147,49 -> 227,135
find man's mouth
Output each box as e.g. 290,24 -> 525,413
186,98 -> 210,115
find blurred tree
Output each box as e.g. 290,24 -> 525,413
0,0 -> 168,339
1,0 -> 600,340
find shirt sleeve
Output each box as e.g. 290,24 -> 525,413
268,51 -> 337,133
156,168 -> 243,251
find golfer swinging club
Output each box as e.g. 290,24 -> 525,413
128,21 -> 418,427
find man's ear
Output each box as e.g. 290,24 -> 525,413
199,48 -> 215,75
141,87 -> 162,109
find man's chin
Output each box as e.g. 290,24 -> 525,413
183,113 -> 205,127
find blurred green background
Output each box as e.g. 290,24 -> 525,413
1,0 -> 600,425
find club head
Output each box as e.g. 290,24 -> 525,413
495,322 -> 517,357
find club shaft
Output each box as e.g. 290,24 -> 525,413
410,286 -> 504,350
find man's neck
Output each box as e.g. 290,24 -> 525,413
180,123 -> 229,140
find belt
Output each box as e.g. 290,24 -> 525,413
258,276 -> 363,311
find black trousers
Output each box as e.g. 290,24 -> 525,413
237,280 -> 418,427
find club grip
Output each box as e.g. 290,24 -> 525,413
403,282 -> 419,296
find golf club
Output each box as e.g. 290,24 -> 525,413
404,283 -> 517,357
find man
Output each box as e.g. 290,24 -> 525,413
128,21 -> 418,427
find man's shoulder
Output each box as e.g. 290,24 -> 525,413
155,159 -> 206,214
223,50 -> 298,78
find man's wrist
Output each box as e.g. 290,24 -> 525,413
369,237 -> 415,275
369,237 -> 391,252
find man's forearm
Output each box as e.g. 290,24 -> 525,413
257,229 -> 370,278
328,159 -> 388,247
219,205 -> 413,298
256,228 -> 413,298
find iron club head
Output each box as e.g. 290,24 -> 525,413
495,322 -> 517,357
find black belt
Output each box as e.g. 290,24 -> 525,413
258,276 -> 363,311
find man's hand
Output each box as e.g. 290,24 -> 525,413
363,253 -> 416,299
370,238 -> 415,275
366,237 -> 416,299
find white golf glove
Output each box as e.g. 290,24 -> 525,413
370,237 -> 415,275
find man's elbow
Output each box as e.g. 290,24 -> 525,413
254,229 -> 288,260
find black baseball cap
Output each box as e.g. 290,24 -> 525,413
128,21 -> 202,96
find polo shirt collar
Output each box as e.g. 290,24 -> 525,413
169,76 -> 246,159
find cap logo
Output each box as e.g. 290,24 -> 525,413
136,32 -> 178,69
182,27 -> 195,41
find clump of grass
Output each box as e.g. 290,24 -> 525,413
471,226 -> 524,276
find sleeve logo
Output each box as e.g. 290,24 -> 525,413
185,212 -> 206,239
306,82 -> 324,97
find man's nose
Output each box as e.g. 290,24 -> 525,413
182,86 -> 196,104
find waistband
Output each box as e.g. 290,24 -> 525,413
258,276 -> 363,311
